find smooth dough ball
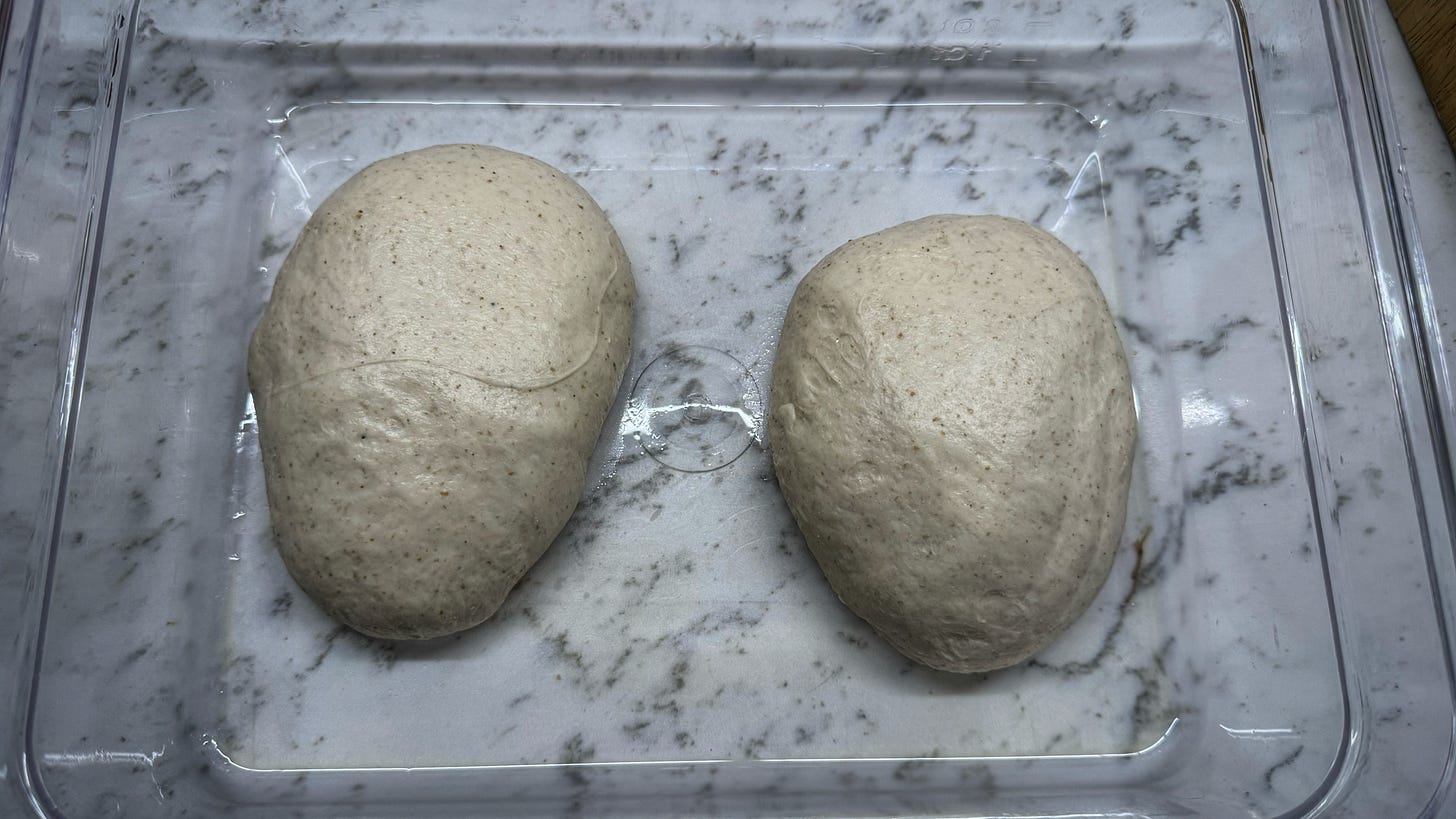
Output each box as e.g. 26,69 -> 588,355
768,214 -> 1135,673
248,144 -> 634,640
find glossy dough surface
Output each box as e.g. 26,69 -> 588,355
769,215 -> 1135,672
249,144 -> 633,639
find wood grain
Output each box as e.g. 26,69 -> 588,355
1389,0 -> 1456,149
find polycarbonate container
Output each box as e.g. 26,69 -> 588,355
3,0 -> 1455,815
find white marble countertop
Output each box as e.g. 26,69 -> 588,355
2,0 -> 1455,816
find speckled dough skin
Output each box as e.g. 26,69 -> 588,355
248,144 -> 634,640
769,215 -> 1135,673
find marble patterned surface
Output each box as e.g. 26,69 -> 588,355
3,0 -> 1456,815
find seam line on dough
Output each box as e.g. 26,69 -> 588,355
264,253 -> 625,401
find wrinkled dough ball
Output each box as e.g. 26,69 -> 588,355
248,144 -> 634,639
769,214 -> 1135,673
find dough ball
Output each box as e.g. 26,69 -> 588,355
248,144 -> 634,639
768,214 -> 1135,673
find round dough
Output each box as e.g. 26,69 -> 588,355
248,144 -> 634,640
768,215 -> 1135,673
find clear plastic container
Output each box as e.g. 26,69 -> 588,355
3,0 -> 1454,815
